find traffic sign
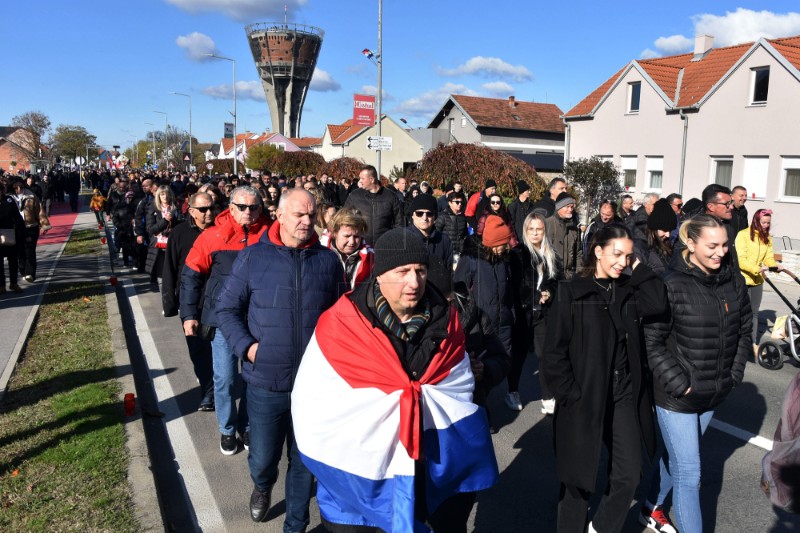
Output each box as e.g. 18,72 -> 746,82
183,153 -> 191,161
367,136 -> 392,151
74,156 -> 86,165
206,163 -> 214,170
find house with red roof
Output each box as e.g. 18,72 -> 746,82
564,34 -> 800,237
426,95 -> 565,174
214,132 -> 302,168
0,127 -> 39,172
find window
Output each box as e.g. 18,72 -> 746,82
751,67 -> 770,104
461,117 -> 466,128
271,142 -> 286,151
713,158 -> 733,188
646,156 -> 663,190
782,158 -> 800,198
742,156 -> 769,198
628,82 -> 641,113
620,156 -> 637,189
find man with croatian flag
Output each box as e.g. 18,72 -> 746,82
292,227 -> 499,533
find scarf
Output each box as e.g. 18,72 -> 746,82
372,280 -> 430,341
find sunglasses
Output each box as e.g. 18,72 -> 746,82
490,201 -> 502,205
190,205 -> 212,213
674,203 -> 683,209
414,210 -> 435,219
450,200 -> 463,204
232,203 -> 260,212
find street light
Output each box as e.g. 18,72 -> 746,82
362,0 -> 384,179
207,53 -> 238,176
144,122 -> 157,167
171,91 -> 192,169
153,111 -> 168,169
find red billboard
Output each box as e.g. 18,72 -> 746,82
352,94 -> 376,126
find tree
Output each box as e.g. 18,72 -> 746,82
320,157 -> 366,181
562,156 -> 623,224
407,142 -> 545,199
11,111 -> 51,162
49,125 -> 97,164
246,144 -> 282,171
273,151 -> 326,177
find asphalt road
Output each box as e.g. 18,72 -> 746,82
120,267 -> 800,532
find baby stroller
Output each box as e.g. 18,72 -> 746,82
757,268 -> 800,370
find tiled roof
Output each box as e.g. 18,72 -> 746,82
326,119 -> 368,145
220,138 -> 234,154
0,126 -> 21,138
452,95 -> 564,132
290,137 -> 322,148
566,35 -> 800,117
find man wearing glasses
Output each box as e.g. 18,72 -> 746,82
406,193 -> 454,272
162,192 -> 216,412
181,186 -> 269,456
436,191 -> 469,256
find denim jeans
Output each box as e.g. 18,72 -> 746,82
655,406 -> 714,532
211,332 -> 248,437
247,386 -> 313,533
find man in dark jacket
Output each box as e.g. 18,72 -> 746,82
134,179 -> 158,273
406,193 -> 453,269
629,193 -> 659,242
181,186 -> 269,456
545,193 -> 580,279
162,191 -> 215,411
216,188 -> 343,529
508,179 -> 533,241
344,164 -> 404,245
532,177 -> 567,218
731,185 -> 749,235
582,200 -> 619,256
435,191 -> 469,255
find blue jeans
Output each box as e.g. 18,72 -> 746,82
654,406 -> 714,532
247,386 -> 313,533
211,332 -> 248,437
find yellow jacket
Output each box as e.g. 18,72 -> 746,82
90,193 -> 106,212
735,228 -> 777,286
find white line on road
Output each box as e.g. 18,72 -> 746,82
124,280 -> 226,532
710,418 -> 773,451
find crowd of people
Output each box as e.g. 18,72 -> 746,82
0,162 -> 782,532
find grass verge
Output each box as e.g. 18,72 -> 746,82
0,243 -> 137,530
62,228 -> 103,257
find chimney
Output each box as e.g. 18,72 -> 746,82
508,96 -> 516,108
693,35 -> 714,61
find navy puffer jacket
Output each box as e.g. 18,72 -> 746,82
216,223 -> 344,392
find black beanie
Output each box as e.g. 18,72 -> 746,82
647,198 -> 678,231
410,193 -> 438,214
516,180 -> 530,194
485,179 -> 497,189
373,228 -> 430,276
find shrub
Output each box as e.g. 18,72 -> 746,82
273,151 -> 326,177
563,156 -> 623,224
407,143 -> 545,198
319,157 -> 366,181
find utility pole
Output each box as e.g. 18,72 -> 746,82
377,0 -> 383,180
171,92 -> 192,169
207,54 -> 238,176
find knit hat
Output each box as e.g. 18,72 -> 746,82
554,192 -> 576,211
682,198 -> 703,216
484,179 -> 497,189
647,198 -> 678,231
373,228 -> 430,276
482,215 -> 513,247
444,182 -> 455,193
410,193 -> 438,214
516,180 -> 530,194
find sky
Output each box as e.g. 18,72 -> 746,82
3,1 -> 800,153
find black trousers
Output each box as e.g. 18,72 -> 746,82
0,247 -> 19,285
184,334 -> 213,400
508,316 -> 550,398
19,226 -> 39,279
557,372 -> 640,533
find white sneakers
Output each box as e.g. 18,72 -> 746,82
504,392 -> 523,411
540,398 -> 555,415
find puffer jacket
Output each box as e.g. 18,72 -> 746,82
435,207 -> 469,254
406,225 -> 453,269
216,222 -> 344,392
180,209 -> 268,327
343,186 -> 404,245
644,253 -> 752,413
545,214 -> 579,278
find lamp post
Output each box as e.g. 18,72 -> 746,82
153,111 -> 168,170
362,0 -> 384,179
171,91 -> 192,169
144,122 -> 157,168
207,53 -> 238,176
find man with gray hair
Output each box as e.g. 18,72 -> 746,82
629,192 -> 659,241
181,186 -> 270,456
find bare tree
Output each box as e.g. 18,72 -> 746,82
11,111 -> 51,162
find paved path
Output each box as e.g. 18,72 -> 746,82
4,204 -> 800,531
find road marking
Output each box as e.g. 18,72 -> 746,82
124,280 -> 226,532
710,418 -> 773,451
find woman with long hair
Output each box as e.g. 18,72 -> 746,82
542,224 -> 666,533
736,208 -> 783,352
644,215 -> 751,533
476,194 -> 519,247
633,198 -> 677,274
506,212 -> 562,413
145,185 -> 181,283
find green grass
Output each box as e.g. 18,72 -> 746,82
0,268 -> 138,527
62,228 -> 103,257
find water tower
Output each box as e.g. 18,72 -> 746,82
245,22 -> 324,138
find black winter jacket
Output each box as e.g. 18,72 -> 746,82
406,226 -> 453,268
344,186 -> 404,245
435,207 -> 469,254
644,253 -> 752,413
508,198 -> 533,243
162,219 -> 205,317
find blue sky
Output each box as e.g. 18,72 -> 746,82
2,1 -> 800,152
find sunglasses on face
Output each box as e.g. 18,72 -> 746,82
414,210 -> 434,219
190,205 -> 212,213
232,203 -> 260,212
490,201 -> 502,205
450,200 -> 463,204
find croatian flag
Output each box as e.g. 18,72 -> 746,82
292,294 -> 498,533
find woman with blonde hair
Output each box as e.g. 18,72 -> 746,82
506,212 -> 562,413
145,185 -> 181,282
319,206 -> 373,289
736,208 -> 783,352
